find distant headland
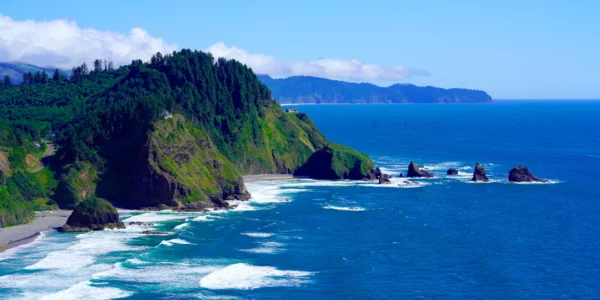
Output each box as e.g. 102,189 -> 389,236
257,75 -> 492,104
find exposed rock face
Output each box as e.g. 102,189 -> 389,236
379,174 -> 392,184
294,143 -> 377,180
508,165 -> 546,182
60,198 -> 124,232
471,163 -> 489,182
407,161 -> 433,178
447,168 -> 458,175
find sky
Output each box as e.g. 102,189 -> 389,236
1,0 -> 598,99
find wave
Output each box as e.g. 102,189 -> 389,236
199,263 -> 314,290
122,212 -> 193,223
510,179 -> 562,185
239,241 -> 286,254
323,205 -> 366,212
39,280 -> 132,300
160,238 -> 194,247
174,222 -> 189,230
0,232 -> 47,262
192,215 -> 213,222
240,232 -> 274,238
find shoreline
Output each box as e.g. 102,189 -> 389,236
242,174 -> 300,182
0,175 -> 296,254
0,210 -> 71,253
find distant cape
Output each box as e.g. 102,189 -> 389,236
257,75 -> 492,104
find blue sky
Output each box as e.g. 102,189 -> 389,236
1,0 -> 599,99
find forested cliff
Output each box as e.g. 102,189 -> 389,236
0,50 -> 369,227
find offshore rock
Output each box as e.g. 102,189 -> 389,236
406,161 -> 433,178
508,165 -> 547,182
471,163 -> 489,182
60,198 -> 124,232
294,143 -> 377,180
447,168 -> 459,175
379,174 -> 392,184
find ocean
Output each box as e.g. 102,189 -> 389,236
1,101 -> 599,299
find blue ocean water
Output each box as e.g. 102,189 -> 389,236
1,101 -> 599,299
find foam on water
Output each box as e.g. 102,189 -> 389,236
241,232 -> 274,238
199,263 -> 314,290
239,241 -> 286,254
0,232 -> 47,261
323,205 -> 366,211
193,215 -> 214,222
24,227 -> 147,270
39,280 -> 132,300
174,222 -> 189,230
122,211 -> 196,223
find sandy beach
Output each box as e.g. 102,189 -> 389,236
0,210 -> 71,253
242,174 -> 297,182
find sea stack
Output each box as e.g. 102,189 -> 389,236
60,198 -> 125,232
508,165 -> 547,182
407,161 -> 433,178
447,168 -> 458,175
471,163 -> 489,182
379,173 -> 392,184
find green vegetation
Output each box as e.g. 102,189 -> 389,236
0,49 -> 345,226
295,143 -> 376,180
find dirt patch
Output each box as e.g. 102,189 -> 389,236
0,151 -> 10,174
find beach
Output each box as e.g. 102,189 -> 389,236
0,210 -> 71,253
242,174 -> 296,182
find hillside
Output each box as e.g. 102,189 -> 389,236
0,62 -> 70,85
258,75 -> 492,104
0,50 -> 374,227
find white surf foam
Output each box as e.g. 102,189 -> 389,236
40,280 -> 132,300
239,241 -> 285,254
241,232 -> 274,238
174,222 -> 189,230
510,179 -> 561,185
199,263 -> 313,290
323,205 -> 366,211
122,212 -> 192,223
193,215 -> 214,222
0,231 -> 47,261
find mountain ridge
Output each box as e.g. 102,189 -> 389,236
257,74 -> 492,104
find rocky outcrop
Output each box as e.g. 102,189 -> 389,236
447,168 -> 458,175
508,165 -> 546,182
406,161 -> 433,178
294,143 -> 377,180
59,198 -> 124,232
471,163 -> 489,182
378,174 -> 392,184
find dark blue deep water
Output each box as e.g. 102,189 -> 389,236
1,101 -> 599,299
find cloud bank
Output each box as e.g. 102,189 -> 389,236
0,14 -> 426,81
205,42 -> 428,81
0,14 -> 177,69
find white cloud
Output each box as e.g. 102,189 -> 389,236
0,14 -> 177,69
205,42 -> 428,81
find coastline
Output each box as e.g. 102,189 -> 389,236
0,175 -> 295,254
242,174 -> 298,182
0,210 -> 71,253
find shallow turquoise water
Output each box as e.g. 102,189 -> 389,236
1,101 -> 599,299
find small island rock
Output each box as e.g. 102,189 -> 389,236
471,163 -> 489,182
294,143 -> 377,180
447,168 -> 459,175
508,165 -> 547,182
407,161 -> 433,178
379,174 -> 392,184
60,197 -> 124,232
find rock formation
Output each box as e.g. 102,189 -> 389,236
294,143 -> 377,180
508,165 -> 547,182
60,198 -> 124,232
471,163 -> 489,182
406,161 -> 433,178
447,168 -> 458,175
379,174 -> 392,184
